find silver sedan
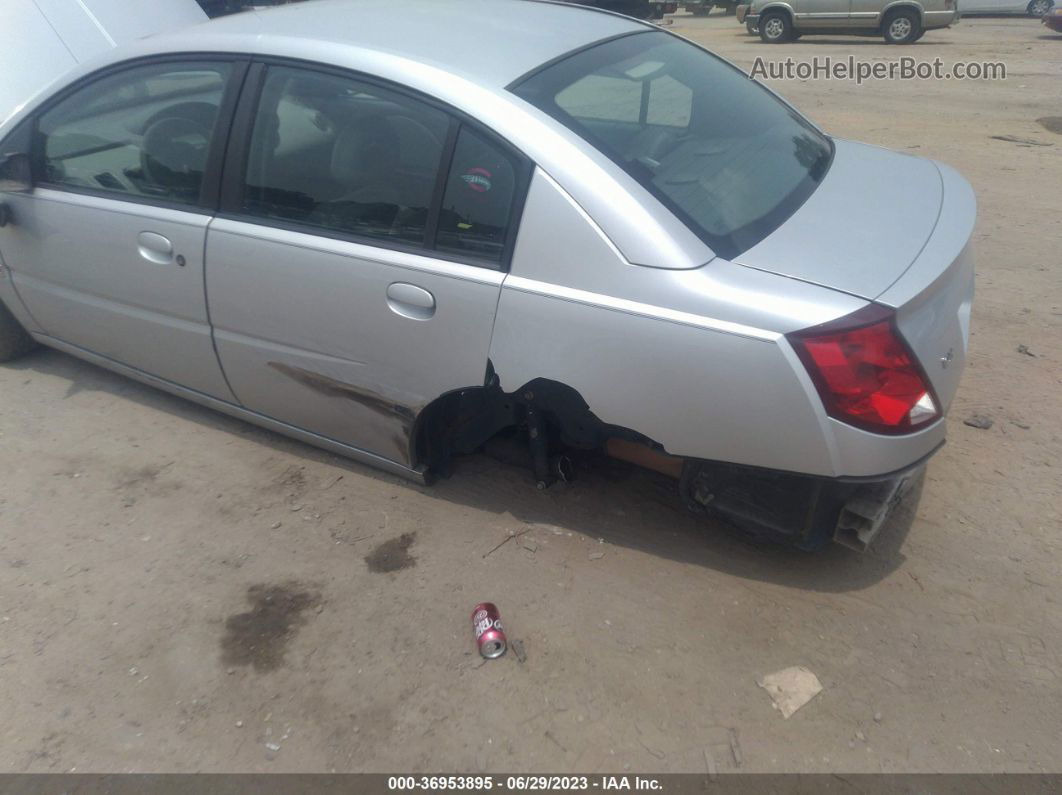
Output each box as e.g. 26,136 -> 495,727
0,0 -> 974,550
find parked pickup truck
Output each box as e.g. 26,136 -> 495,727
745,0 -> 959,43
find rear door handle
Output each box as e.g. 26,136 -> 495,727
137,231 -> 175,265
386,282 -> 436,321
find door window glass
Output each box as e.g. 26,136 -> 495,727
242,67 -> 450,246
38,62 -> 232,205
435,127 -> 519,265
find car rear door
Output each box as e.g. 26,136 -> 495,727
0,58 -> 245,399
205,63 -> 529,468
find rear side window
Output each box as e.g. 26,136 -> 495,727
436,128 -> 519,264
241,66 -> 450,247
37,62 -> 232,206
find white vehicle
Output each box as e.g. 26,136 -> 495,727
1,0 -> 206,125
961,0 -> 1053,16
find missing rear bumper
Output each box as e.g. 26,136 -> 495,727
681,460 -> 922,551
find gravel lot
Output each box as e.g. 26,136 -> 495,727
1,13 -> 1060,775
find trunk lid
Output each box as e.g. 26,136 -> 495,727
880,162 -> 976,413
742,139 -> 977,413
734,139 -> 944,301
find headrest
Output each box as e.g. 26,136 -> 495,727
330,116 -> 400,185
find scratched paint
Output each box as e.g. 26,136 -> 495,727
267,361 -> 419,462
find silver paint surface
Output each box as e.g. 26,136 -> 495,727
0,0 -> 976,482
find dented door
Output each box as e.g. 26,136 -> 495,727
205,219 -> 504,466
205,64 -> 526,466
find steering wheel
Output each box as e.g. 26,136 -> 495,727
140,116 -> 212,190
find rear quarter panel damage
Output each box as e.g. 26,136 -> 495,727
489,285 -> 840,475
489,169 -> 872,477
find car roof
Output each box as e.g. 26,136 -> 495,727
170,0 -> 647,88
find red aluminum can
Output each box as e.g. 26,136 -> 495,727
472,602 -> 507,659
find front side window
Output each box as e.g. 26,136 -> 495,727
242,66 -> 450,246
512,32 -> 832,259
38,61 -> 232,206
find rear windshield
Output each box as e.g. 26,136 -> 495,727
511,32 -> 832,259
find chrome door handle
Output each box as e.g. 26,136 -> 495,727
386,282 -> 436,321
137,231 -> 175,265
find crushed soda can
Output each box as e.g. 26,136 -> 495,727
472,602 -> 507,659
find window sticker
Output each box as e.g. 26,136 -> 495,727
461,166 -> 493,193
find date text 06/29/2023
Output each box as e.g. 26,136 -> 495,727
386,776 -> 665,791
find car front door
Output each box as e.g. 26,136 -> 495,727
0,58 -> 244,400
205,64 -> 527,468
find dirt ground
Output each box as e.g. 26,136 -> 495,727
1,13 -> 1061,775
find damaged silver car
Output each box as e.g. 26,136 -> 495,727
0,0 -> 974,550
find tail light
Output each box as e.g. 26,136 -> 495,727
788,304 -> 940,435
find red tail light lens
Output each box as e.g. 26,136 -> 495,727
788,304 -> 940,435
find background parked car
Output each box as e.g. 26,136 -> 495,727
1,0 -> 205,125
559,0 -> 658,20
1043,4 -> 1062,26
736,2 -> 758,32
961,0 -> 1053,17
682,0 -> 741,15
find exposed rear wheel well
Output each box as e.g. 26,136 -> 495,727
409,369 -> 886,552
411,370 -> 660,480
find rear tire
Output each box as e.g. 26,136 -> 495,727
882,8 -> 921,43
1028,0 -> 1051,16
0,299 -> 38,362
759,11 -> 793,42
